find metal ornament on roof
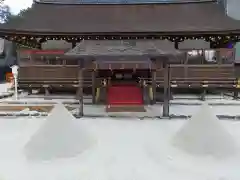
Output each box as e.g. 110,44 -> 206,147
2,34 -> 240,49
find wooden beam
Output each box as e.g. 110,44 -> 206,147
77,60 -> 84,117
163,60 -> 170,117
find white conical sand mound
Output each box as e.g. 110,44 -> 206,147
172,103 -> 237,157
24,103 -> 95,161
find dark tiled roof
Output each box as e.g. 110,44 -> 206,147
65,40 -> 181,57
1,0 -> 240,34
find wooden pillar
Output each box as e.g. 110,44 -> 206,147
92,70 -> 96,104
77,60 -> 84,117
72,41 -> 77,48
142,79 -> 149,105
216,49 -> 222,64
163,60 -> 170,117
102,79 -> 107,104
151,70 -> 157,104
233,89 -> 238,100
200,88 -> 206,101
174,42 -> 179,49
38,43 -> 42,50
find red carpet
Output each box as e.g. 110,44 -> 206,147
107,85 -> 143,106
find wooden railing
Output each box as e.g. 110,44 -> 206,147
17,48 -> 237,89
18,65 -> 94,88
145,64 -> 237,88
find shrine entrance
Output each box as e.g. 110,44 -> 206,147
94,59 -> 151,112
97,68 -> 151,85
111,69 -> 138,84
65,40 -> 173,116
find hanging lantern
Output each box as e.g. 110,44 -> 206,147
102,79 -> 107,86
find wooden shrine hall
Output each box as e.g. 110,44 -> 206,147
1,0 -> 240,116
64,39 -> 180,116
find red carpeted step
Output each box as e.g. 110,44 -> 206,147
107,85 -> 143,105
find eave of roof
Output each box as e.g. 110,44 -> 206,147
37,0 -> 216,5
0,0 -> 240,35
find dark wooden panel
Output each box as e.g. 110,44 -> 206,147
19,65 -> 79,80
154,64 -> 236,88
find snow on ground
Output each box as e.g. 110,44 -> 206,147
173,103 -> 237,157
0,92 -> 240,179
24,104 -> 95,160
1,81 -> 240,178
0,116 -> 239,180
0,82 -> 13,96
2,93 -> 240,117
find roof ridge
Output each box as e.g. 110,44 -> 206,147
34,0 -> 217,6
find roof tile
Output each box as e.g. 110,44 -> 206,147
1,1 -> 240,34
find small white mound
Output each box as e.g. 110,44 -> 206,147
172,103 -> 237,157
24,103 -> 95,161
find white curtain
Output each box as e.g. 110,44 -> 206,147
204,50 -> 216,62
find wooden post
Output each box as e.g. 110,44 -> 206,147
72,41 -> 77,48
200,88 -> 206,101
163,60 -> 170,117
174,42 -> 179,49
233,89 -> 238,100
151,70 -> 157,104
92,70 -> 96,104
216,49 -> 222,64
142,79 -> 149,105
103,79 -> 107,104
77,60 -> 84,117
